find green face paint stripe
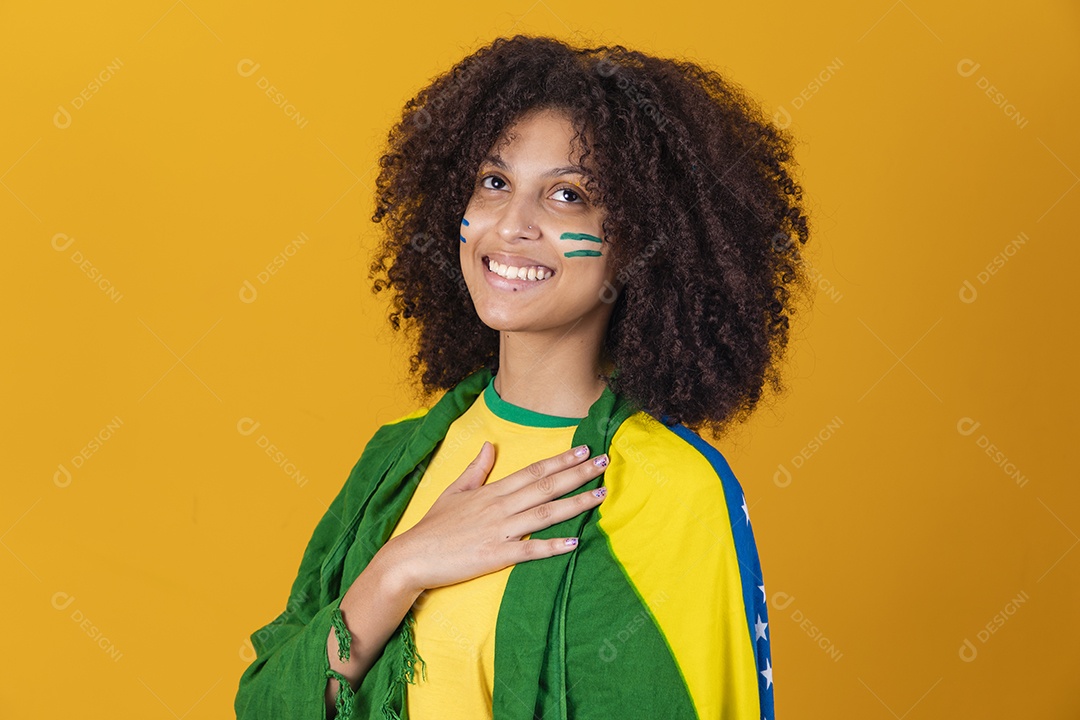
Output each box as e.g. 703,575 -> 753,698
564,249 -> 603,258
560,232 -> 602,243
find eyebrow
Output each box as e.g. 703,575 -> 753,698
482,154 -> 593,180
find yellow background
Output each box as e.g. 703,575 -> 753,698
3,2 -> 1077,717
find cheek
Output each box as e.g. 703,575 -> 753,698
565,255 -> 612,289
459,212 -> 480,245
459,207 -> 497,244
557,229 -> 604,260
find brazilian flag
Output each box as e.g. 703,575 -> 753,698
236,366 -> 775,719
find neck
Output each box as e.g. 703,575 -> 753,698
493,326 -> 613,418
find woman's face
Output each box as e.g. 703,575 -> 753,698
459,108 -> 620,337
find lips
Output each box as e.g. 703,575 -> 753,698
482,253 -> 556,274
481,256 -> 556,287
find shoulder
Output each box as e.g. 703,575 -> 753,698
602,409 -> 768,610
339,406 -> 432,497
602,410 -> 762,587
386,407 -> 430,425
608,410 -> 747,514
361,406 -> 431,451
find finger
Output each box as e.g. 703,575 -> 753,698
488,444 -> 597,496
447,441 -> 494,493
502,485 -> 607,539
510,536 -> 582,563
499,452 -> 609,517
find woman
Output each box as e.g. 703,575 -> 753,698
236,33 -> 811,720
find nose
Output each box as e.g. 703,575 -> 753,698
497,192 -> 542,242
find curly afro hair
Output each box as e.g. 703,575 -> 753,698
368,34 -> 813,439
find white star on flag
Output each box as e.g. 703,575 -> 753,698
754,614 -> 768,641
760,658 -> 773,689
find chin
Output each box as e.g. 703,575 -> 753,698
472,301 -> 548,331
475,312 -> 531,333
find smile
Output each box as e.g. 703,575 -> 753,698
483,256 -> 555,283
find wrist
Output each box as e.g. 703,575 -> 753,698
370,534 -> 425,604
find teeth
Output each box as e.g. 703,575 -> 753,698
487,258 -> 553,281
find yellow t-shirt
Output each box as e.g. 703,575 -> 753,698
386,372 -> 583,717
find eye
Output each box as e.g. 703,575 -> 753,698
479,174 -> 507,191
552,186 -> 588,205
477,173 -> 590,206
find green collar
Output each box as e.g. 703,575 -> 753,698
483,373 -> 586,428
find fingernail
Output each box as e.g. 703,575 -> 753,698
593,486 -> 607,499
593,454 -> 608,468
565,537 -> 578,547
574,445 -> 589,457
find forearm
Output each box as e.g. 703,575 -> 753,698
324,537 -> 423,716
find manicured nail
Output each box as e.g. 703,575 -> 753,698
565,537 -> 579,547
593,486 -> 607,499
593,454 -> 608,468
574,445 -> 589,457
